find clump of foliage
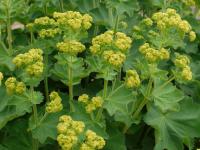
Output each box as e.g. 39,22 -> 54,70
0,0 -> 200,150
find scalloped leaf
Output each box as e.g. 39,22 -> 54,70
52,54 -> 89,86
144,99 -> 200,150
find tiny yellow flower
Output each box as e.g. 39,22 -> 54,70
142,18 -> 153,26
78,94 -> 89,104
57,40 -> 85,55
15,82 -> 26,94
189,31 -> 196,42
0,72 -> 3,85
181,66 -> 192,81
46,91 -> 63,113
125,70 -> 140,88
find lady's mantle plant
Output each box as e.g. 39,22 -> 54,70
0,1 -> 200,150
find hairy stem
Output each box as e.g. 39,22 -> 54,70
31,86 -> 39,150
93,0 -> 96,8
93,25 -> 99,36
68,56 -> 74,112
96,80 -> 108,121
159,76 -> 175,90
132,78 -> 153,119
44,54 -> 49,102
59,0 -> 64,12
114,15 -> 119,34
38,112 -> 48,125
5,1 -> 13,55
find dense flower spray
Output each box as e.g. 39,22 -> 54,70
90,30 -> 132,68
13,48 -> 44,77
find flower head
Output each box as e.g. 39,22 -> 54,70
46,91 -> 63,113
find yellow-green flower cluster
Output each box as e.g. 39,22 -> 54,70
181,0 -> 195,6
0,72 -> 3,86
103,50 -> 126,67
26,23 -> 34,31
34,16 -> 56,26
46,91 -> 63,113
56,40 -> 86,55
125,70 -> 140,88
142,18 -> 153,26
152,8 -> 192,33
174,53 -> 192,81
39,28 -> 61,38
90,30 -> 132,67
132,26 -> 144,40
80,130 -> 106,150
189,31 -> 196,42
5,77 -> 26,95
90,31 -> 132,53
78,94 -> 103,113
53,11 -> 93,30
57,115 -> 85,150
139,43 -> 170,63
13,48 -> 44,77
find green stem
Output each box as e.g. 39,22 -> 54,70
109,8 -> 113,26
5,2 -> 13,55
96,80 -> 108,121
31,86 -> 39,150
114,15 -> 119,34
122,125 -> 129,134
44,3 -> 48,15
38,112 -> 48,125
59,0 -> 64,12
132,78 -> 153,119
159,76 -> 175,90
30,30 -> 34,44
93,0 -> 96,8
93,25 -> 99,36
44,54 -> 49,102
68,56 -> 74,112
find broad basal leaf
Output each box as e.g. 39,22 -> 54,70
1,119 -> 32,150
152,78 -> 184,112
105,0 -> 139,16
31,112 -> 64,143
90,4 -> 116,27
0,107 -> 20,129
0,49 -> 14,71
105,125 -> 126,150
0,86 -> 10,111
104,82 -> 136,126
144,99 -> 200,150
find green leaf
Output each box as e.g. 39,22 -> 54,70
152,78 -> 184,112
90,4 -> 116,28
105,0 -> 139,16
149,28 -> 185,49
105,126 -> 126,150
0,88 -> 42,129
8,95 -> 32,114
1,119 -> 32,150
27,91 -> 44,105
0,49 -> 15,71
52,54 -> 89,86
0,107 -> 20,129
0,86 -> 10,111
75,0 -> 94,12
71,103 -> 108,139
104,82 -> 136,126
144,99 -> 200,150
31,112 -> 63,143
